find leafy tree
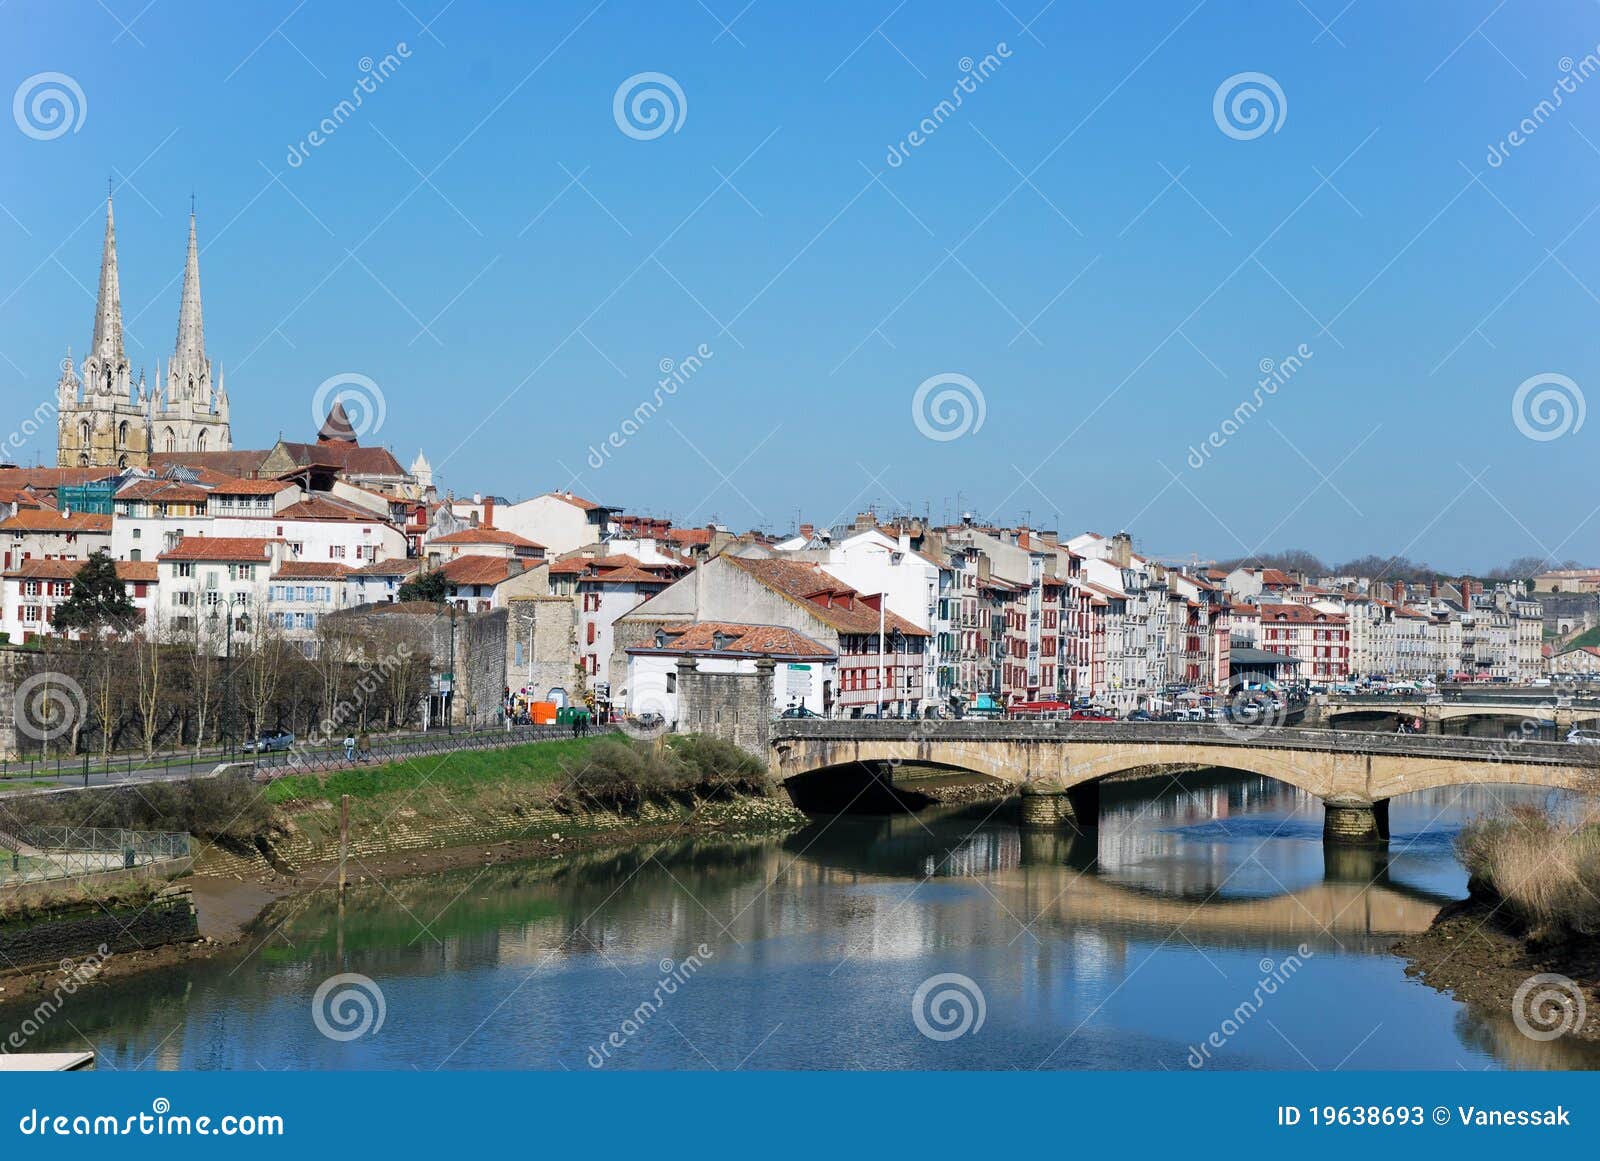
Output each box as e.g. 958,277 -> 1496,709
53,550 -> 135,634
398,568 -> 449,603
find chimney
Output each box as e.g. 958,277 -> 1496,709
484,496 -> 495,529
799,523 -> 814,540
1429,582 -> 1438,598
1393,581 -> 1405,604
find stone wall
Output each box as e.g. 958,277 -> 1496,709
676,657 -> 774,756
506,596 -> 579,702
0,888 -> 198,971
0,647 -> 26,760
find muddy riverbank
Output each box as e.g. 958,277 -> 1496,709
1395,897 -> 1600,1042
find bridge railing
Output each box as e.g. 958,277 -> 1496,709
769,719 -> 1600,766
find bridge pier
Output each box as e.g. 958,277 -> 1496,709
1322,795 -> 1390,845
1019,780 -> 1099,831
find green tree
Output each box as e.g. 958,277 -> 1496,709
398,568 -> 449,603
54,551 -> 135,634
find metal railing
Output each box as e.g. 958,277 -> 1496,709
250,723 -> 608,775
1,827 -> 191,886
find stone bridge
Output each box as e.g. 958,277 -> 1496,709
1307,692 -> 1600,735
769,720 -> 1598,844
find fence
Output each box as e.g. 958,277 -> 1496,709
1,826 -> 192,886
249,723 -> 605,775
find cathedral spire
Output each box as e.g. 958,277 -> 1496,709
90,195 -> 125,373
169,210 -> 207,403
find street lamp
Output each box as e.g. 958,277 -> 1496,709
446,600 -> 456,736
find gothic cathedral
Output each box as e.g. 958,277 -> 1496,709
56,196 -> 232,468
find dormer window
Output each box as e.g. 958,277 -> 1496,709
712,631 -> 734,651
655,629 -> 669,648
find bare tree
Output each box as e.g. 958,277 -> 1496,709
133,622 -> 165,759
240,614 -> 291,739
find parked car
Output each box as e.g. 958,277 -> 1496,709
779,705 -> 821,719
1070,709 -> 1117,721
1125,708 -> 1153,722
243,729 -> 294,753
1567,729 -> 1600,746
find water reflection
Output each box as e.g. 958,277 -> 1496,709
7,771 -> 1595,1072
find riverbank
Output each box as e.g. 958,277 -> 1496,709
0,734 -> 808,1011
1394,897 -> 1600,1042
0,794 -> 806,1009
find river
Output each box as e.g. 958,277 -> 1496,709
17,770 -> 1599,1070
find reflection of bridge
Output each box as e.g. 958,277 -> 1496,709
783,815 -> 1454,941
1308,692 -> 1600,735
770,721 -> 1597,844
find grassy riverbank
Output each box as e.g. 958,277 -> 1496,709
263,733 -> 784,852
1395,800 -> 1600,1042
1456,804 -> 1600,940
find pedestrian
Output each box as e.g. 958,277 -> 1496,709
358,731 -> 372,763
343,733 -> 356,762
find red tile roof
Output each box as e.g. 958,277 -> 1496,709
158,537 -> 282,563
274,561 -> 353,579
0,509 -> 112,533
631,621 -> 835,658
724,556 -> 928,637
115,479 -> 211,503
1257,602 -> 1347,624
4,558 -> 157,582
349,556 -> 422,577
583,564 -> 671,586
439,555 -> 533,586
0,467 -> 120,489
210,478 -> 296,495
273,497 -> 384,522
431,527 -> 545,548
541,491 -> 604,511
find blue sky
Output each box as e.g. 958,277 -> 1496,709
2,0 -> 1597,571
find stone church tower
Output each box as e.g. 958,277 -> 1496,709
56,196 -> 152,468
56,197 -> 233,468
153,211 -> 230,455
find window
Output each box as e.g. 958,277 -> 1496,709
174,561 -> 194,578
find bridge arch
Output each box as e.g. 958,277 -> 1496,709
768,723 -> 1594,845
